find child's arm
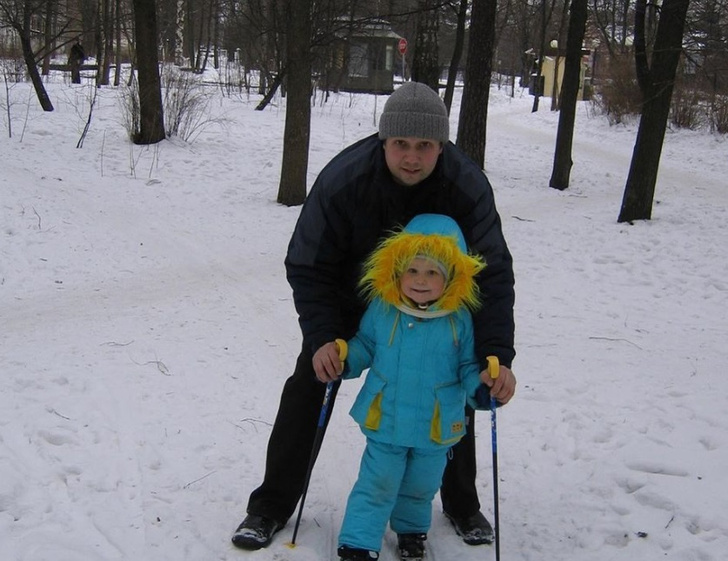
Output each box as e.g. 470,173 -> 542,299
340,305 -> 376,380
312,304 -> 376,383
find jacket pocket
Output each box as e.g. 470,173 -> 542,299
430,383 -> 466,445
350,370 -> 387,431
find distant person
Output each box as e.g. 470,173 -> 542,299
232,81 -> 517,551
68,41 -> 85,84
328,213 -> 502,561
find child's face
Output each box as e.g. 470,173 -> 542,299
400,257 -> 446,305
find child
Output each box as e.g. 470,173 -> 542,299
326,214 -> 497,561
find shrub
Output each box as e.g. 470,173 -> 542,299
119,65 -> 226,143
592,54 -> 642,125
669,82 -> 705,130
118,75 -> 141,141
709,95 -> 728,134
161,65 -> 215,141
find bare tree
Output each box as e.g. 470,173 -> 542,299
549,0 -> 588,190
456,0 -> 497,167
276,0 -> 311,206
443,0 -> 468,113
113,0 -> 124,86
96,0 -> 114,85
174,0 -> 185,65
618,0 -> 690,222
132,0 -> 166,144
412,0 -> 440,89
41,0 -> 55,76
0,0 -> 78,111
550,0 -> 570,110
531,0 -> 558,112
590,0 -> 636,57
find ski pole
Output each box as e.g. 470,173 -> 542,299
487,356 -> 501,561
289,340 -> 348,547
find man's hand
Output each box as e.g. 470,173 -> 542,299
313,341 -> 344,383
481,364 -> 516,404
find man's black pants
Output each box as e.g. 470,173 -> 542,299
246,349 -> 481,524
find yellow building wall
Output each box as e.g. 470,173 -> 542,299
540,56 -> 588,100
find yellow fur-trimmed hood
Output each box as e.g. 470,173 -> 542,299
359,214 -> 486,313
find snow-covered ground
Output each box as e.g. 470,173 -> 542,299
1,74 -> 727,561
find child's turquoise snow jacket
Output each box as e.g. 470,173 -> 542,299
344,299 -> 486,449
342,213 -> 491,449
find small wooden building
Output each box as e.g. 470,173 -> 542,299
328,19 -> 401,94
528,45 -> 592,101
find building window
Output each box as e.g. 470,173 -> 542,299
349,43 -> 369,78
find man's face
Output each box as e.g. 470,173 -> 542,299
383,137 -> 443,186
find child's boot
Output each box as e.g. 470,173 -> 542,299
337,545 -> 379,560
397,533 -> 427,560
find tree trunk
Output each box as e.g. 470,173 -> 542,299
618,0 -> 689,222
456,0 -> 497,167
113,0 -> 122,86
175,0 -> 185,66
194,3 -> 206,72
17,19 -> 53,111
443,0 -> 468,114
532,0 -> 549,112
199,4 -> 215,74
549,0 -> 588,190
412,0 -> 440,91
276,0 -> 311,206
213,0 -> 220,69
41,0 -> 54,76
132,0 -> 166,144
95,0 -> 109,86
550,2 -> 570,111
255,68 -> 286,111
101,0 -> 114,85
186,0 -> 195,66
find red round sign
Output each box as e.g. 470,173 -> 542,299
398,38 -> 408,55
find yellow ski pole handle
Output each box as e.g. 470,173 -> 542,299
487,355 -> 500,380
335,338 -> 348,363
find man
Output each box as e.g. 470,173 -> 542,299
232,82 -> 516,553
68,41 -> 86,84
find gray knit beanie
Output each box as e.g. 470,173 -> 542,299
378,82 -> 449,143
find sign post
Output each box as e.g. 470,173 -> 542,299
397,38 -> 408,81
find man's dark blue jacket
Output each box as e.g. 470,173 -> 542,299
285,133 -> 515,370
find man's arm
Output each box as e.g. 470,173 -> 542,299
285,180 -> 352,356
448,158 -> 516,369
